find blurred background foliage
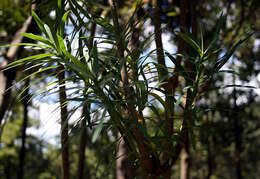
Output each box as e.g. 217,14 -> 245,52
0,0 -> 259,179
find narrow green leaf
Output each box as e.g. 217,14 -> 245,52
22,33 -> 55,47
62,10 -> 71,25
147,104 -> 162,121
57,34 -> 67,54
68,1 -> 86,32
165,52 -> 189,81
94,17 -> 115,34
0,43 -> 50,49
44,24 -> 55,43
6,53 -> 54,67
61,50 -> 94,80
136,81 -> 148,110
149,92 -> 166,109
58,0 -> 62,11
92,121 -> 103,143
215,32 -> 254,71
177,32 -> 201,55
204,13 -> 224,56
32,11 -> 46,35
69,0 -> 90,19
200,24 -> 204,53
92,109 -> 107,143
92,41 -> 99,78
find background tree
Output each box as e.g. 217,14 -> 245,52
0,0 -> 259,179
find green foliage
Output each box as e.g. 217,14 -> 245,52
0,0 -> 30,34
6,0 -> 252,159
0,101 -> 56,178
0,0 -> 259,178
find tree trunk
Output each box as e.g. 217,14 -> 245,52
179,0 -> 190,178
206,139 -> 213,179
58,66 -> 70,179
232,76 -> 242,179
180,92 -> 191,179
57,0 -> 70,178
76,19 -> 98,178
0,14 -> 33,127
180,0 -> 199,177
17,78 -> 30,179
77,91 -> 91,179
109,1 -> 153,178
152,0 -> 174,137
206,115 -> 214,179
116,5 -> 142,179
116,136 -> 136,179
180,147 -> 190,179
77,106 -> 89,179
152,2 -> 175,177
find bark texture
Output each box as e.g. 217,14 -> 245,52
77,107 -> 88,179
180,0 -> 200,178
57,1 -> 70,178
58,66 -> 70,179
116,21 -> 140,179
109,1 -> 155,177
151,1 -> 174,178
179,0 -> 190,177
116,137 -> 136,179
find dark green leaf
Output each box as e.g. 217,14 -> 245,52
204,13 -> 225,56
177,32 -> 201,55
215,32 -> 254,71
32,11 -> 47,35
165,52 -> 189,81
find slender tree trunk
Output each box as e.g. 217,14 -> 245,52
58,67 -> 70,179
0,72 -> 15,126
76,21 -> 97,178
116,138 -> 127,179
180,146 -> 190,179
17,78 -> 30,179
116,137 -> 136,179
179,0 -> 190,178
180,90 -> 191,179
180,0 -> 199,177
152,1 -> 176,177
110,1 -> 157,177
116,6 -> 142,179
77,105 -> 90,179
152,0 -> 174,135
0,15 -> 33,127
232,76 -> 242,179
81,16 -> 98,177
57,1 -> 70,178
206,139 -> 213,179
206,114 -> 214,179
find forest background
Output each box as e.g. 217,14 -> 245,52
0,0 -> 259,179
